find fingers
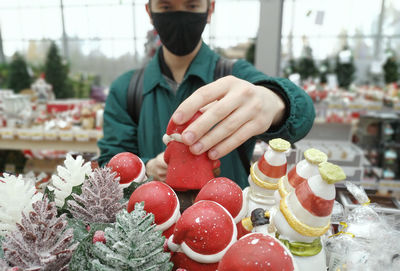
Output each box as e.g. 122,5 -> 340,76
156,152 -> 168,169
189,104 -> 253,155
182,91 -> 244,145
172,76 -> 234,124
207,120 -> 265,160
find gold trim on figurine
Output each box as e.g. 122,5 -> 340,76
250,163 -> 279,190
280,195 -> 330,237
278,177 -> 289,198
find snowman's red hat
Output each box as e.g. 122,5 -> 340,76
167,200 -> 237,264
218,233 -> 297,271
194,177 -> 248,223
107,152 -> 146,188
127,181 -> 180,237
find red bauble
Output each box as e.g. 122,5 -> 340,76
107,152 -> 145,185
218,233 -> 296,271
128,181 -> 180,238
92,230 -> 106,244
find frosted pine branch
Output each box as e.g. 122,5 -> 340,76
91,203 -> 173,271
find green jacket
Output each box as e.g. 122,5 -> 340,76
98,43 -> 315,189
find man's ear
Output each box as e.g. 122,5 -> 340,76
207,0 -> 215,24
145,3 -> 153,24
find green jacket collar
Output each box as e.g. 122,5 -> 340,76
143,42 -> 217,94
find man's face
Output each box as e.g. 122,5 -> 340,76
150,0 -> 208,13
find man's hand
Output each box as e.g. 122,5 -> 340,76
146,152 -> 168,181
171,76 -> 285,160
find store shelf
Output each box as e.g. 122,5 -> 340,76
0,138 -> 99,153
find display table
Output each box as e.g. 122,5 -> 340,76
0,138 -> 99,153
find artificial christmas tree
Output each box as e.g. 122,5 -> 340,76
383,53 -> 399,84
90,203 -> 173,270
67,167 -> 124,223
44,42 -> 72,98
335,46 -> 356,89
319,58 -> 332,84
297,45 -> 318,81
7,53 -> 31,92
1,196 -> 77,271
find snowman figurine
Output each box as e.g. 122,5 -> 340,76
270,162 -> 346,271
275,148 -> 327,203
245,138 -> 291,215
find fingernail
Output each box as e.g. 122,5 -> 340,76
183,131 -> 195,144
209,149 -> 218,159
192,142 -> 203,153
173,111 -> 183,123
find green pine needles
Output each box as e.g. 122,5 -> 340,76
90,203 -> 173,271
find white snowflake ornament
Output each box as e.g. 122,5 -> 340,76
0,173 -> 43,236
50,154 -> 92,208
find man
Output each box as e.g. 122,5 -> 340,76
98,0 -> 315,190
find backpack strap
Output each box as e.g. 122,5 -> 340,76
127,67 -> 145,125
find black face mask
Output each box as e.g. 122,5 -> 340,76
151,11 -> 208,56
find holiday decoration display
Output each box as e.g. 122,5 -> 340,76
49,154 -> 92,208
90,203 -> 173,271
1,196 -> 77,271
107,152 -> 146,188
31,73 -> 54,103
218,233 -> 297,271
326,182 -> 400,271
163,111 -> 221,191
167,200 -> 237,271
246,138 -> 291,214
276,148 -> 327,202
194,177 -> 248,237
127,181 -> 180,238
0,174 -> 42,236
270,162 -> 346,271
67,167 -> 124,223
